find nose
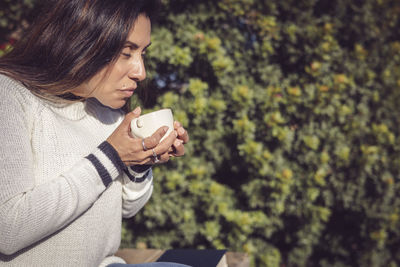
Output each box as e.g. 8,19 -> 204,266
128,56 -> 146,82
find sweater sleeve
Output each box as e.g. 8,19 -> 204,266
0,88 -> 122,255
121,166 -> 154,218
92,138 -> 154,219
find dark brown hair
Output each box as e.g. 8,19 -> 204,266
0,0 -> 160,103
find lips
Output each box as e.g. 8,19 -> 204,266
120,87 -> 136,97
121,90 -> 134,97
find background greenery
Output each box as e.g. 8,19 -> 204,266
1,0 -> 400,266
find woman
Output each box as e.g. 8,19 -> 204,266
0,0 -> 189,266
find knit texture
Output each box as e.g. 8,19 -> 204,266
0,74 -> 153,267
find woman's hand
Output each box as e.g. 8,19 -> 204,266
107,107 -> 177,166
169,121 -> 189,158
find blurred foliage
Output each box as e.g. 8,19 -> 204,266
2,0 -> 400,266
0,0 -> 36,44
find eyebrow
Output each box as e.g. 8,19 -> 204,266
124,41 -> 152,50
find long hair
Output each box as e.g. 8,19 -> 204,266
0,0 -> 160,104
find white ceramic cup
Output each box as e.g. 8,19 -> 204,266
130,108 -> 174,142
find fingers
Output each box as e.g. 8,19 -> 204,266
142,126 -> 170,150
156,151 -> 170,164
122,107 -> 141,129
172,138 -> 185,156
135,129 -> 176,165
131,150 -> 170,165
148,129 -> 176,155
106,107 -> 143,165
123,126 -> 176,166
170,121 -> 188,157
174,121 -> 189,144
111,116 -> 188,167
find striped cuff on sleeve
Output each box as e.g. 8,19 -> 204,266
98,141 -> 126,172
130,164 -> 152,173
86,154 -> 113,187
124,166 -> 152,183
89,141 -> 152,185
85,141 -> 126,188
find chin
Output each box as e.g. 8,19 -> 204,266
100,99 -> 128,110
111,102 -> 128,110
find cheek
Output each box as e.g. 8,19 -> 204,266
93,62 -> 129,95
84,69 -> 108,95
111,64 -> 129,81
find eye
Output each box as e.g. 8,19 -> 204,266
121,53 -> 131,58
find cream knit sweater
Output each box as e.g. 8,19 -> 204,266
0,74 -> 153,266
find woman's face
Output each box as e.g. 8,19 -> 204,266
73,14 -> 151,109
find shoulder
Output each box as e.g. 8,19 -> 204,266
0,74 -> 39,110
0,74 -> 40,132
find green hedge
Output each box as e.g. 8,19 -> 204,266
2,0 -> 400,266
126,1 -> 400,266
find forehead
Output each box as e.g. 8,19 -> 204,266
126,14 -> 151,45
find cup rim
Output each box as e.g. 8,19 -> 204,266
138,108 -> 172,118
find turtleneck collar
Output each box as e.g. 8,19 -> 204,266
46,100 -> 87,121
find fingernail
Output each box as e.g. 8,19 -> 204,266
174,140 -> 181,146
133,106 -> 141,115
178,128 -> 185,135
